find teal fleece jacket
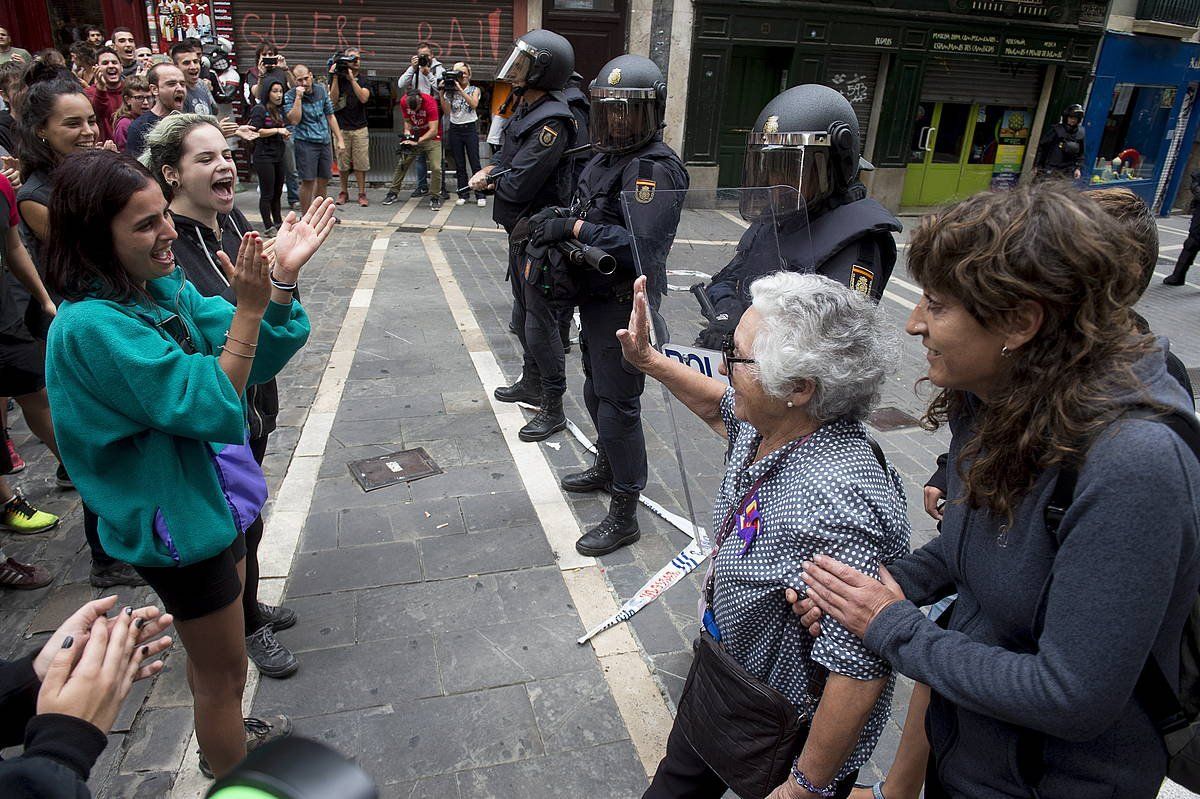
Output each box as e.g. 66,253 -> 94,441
44,269 -> 310,568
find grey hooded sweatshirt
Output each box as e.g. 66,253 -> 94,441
865,343 -> 1200,798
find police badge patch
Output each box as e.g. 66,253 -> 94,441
608,68 -> 622,86
635,178 -> 656,203
850,264 -> 874,295
539,125 -> 558,147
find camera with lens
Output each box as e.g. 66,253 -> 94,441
395,131 -> 419,154
417,53 -> 431,68
440,70 -> 462,93
329,52 -> 356,76
261,55 -> 278,69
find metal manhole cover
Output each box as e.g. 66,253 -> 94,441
868,406 -> 922,432
349,448 -> 442,492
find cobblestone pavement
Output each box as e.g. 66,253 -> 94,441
2,184 -> 1196,797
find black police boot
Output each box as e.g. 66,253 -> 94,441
519,393 -> 566,442
1165,249 -> 1194,286
575,492 -> 641,556
561,449 -> 612,493
494,371 -> 542,406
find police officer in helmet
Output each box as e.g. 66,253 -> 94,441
528,54 -> 689,556
1034,103 -> 1085,181
471,30 -> 579,442
697,84 -> 901,348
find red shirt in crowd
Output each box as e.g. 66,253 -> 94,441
85,83 -> 124,144
402,93 -> 440,141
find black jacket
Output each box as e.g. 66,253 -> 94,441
170,209 -> 281,441
491,92 -> 576,233
1035,123 -> 1085,174
0,652 -> 108,799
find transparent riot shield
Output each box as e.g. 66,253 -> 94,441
574,187 -> 810,644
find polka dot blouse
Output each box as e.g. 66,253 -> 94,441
709,388 -> 911,780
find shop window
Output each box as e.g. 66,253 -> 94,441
1091,83 -> 1174,184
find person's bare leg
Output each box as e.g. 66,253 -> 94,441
14,389 -> 60,460
849,682 -> 932,799
314,178 -> 329,201
299,179 -> 315,213
355,170 -> 367,196
176,558 -> 248,779
339,169 -> 350,197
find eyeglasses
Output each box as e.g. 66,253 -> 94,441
722,337 -> 756,370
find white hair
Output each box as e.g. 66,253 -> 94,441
748,272 -> 898,422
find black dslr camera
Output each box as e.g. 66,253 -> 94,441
329,52 -> 357,76
417,54 -> 431,68
395,132 -> 419,154
440,70 -> 462,93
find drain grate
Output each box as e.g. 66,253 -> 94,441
349,448 -> 442,492
868,406 -> 922,432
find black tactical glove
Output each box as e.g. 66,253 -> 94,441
693,297 -> 744,350
530,216 -> 575,247
527,206 -> 567,228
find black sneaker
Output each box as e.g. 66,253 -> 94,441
258,601 -> 297,631
409,187 -> 429,199
430,195 -> 442,211
89,560 -> 146,588
246,624 -> 299,679
55,464 -> 74,490
198,715 -> 293,777
381,192 -> 400,206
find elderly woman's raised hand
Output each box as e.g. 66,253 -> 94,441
616,275 -> 656,371
800,555 -> 906,639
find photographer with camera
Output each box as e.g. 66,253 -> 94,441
383,91 -> 442,209
440,62 -> 484,207
329,48 -> 370,207
397,44 -> 444,199
527,54 -> 688,555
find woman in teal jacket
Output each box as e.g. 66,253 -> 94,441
41,149 -> 335,779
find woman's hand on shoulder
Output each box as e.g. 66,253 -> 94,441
799,556 -> 906,639
272,196 -> 337,281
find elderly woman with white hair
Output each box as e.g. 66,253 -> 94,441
619,272 -> 910,799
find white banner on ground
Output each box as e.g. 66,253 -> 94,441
563,419 -> 712,645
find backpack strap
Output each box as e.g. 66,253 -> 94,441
866,435 -> 888,474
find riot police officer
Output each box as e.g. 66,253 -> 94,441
696,84 -> 901,348
471,30 -> 578,442
528,54 -> 689,556
1034,103 -> 1086,181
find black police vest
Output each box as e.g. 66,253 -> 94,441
563,87 -> 591,195
574,141 -> 688,296
1044,124 -> 1085,171
492,94 -> 578,231
717,197 -> 900,303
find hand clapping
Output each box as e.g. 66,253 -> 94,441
271,196 -> 337,281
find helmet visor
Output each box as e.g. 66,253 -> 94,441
497,43 -> 534,84
591,96 -> 656,153
739,143 -> 832,221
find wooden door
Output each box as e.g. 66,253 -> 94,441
716,45 -> 792,187
542,0 -> 627,87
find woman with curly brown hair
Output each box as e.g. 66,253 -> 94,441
793,182 -> 1200,798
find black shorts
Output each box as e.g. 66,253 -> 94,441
0,334 -> 45,397
133,533 -> 247,621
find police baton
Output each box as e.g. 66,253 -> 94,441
690,282 -> 718,323
487,143 -> 592,181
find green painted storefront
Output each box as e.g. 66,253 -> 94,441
682,0 -> 1101,209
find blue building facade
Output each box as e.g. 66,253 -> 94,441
1082,32 -> 1200,214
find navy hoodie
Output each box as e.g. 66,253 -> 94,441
866,342 -> 1200,798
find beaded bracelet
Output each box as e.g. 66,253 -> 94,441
269,270 -> 298,291
791,763 -> 836,798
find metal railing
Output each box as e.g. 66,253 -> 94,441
1136,0 -> 1200,26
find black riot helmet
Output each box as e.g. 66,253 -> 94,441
740,84 -> 864,220
589,54 -> 666,154
1062,103 -> 1084,127
496,29 -> 574,92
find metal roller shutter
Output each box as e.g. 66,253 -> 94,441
231,2 -> 515,81
824,53 -> 880,148
920,57 -> 1042,107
